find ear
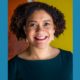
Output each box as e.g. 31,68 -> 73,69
52,26 -> 56,40
53,26 -> 55,34
53,25 -> 56,34
26,38 -> 28,43
23,26 -> 26,34
25,38 -> 29,48
24,26 -> 28,36
53,29 -> 55,34
23,26 -> 28,40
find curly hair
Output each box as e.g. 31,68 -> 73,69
10,2 -> 66,40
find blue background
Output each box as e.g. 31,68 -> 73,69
73,0 -> 80,80
0,0 -> 80,80
0,0 -> 8,80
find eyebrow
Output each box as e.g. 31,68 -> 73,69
27,20 -> 37,23
27,19 -> 52,23
43,20 -> 52,22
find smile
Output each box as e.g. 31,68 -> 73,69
34,36 -> 48,41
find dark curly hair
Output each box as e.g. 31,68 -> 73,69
10,2 -> 66,40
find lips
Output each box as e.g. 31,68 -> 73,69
34,36 -> 48,40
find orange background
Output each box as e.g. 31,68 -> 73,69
8,0 -> 28,60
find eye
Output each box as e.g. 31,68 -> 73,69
30,23 -> 35,27
28,23 -> 37,28
43,22 -> 50,27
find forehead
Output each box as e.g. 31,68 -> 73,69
27,10 -> 53,21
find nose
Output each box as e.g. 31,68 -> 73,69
36,25 -> 44,32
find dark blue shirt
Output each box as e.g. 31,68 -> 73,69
8,49 -> 72,80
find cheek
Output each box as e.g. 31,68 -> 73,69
49,29 -> 55,36
49,29 -> 55,40
26,30 -> 35,38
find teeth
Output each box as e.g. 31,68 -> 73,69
36,36 -> 45,39
34,36 -> 47,40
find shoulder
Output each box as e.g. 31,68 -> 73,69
8,50 -> 27,65
8,56 -> 18,65
8,55 -> 28,80
59,49 -> 73,80
8,56 -> 19,80
60,49 -> 72,58
8,56 -> 19,73
8,55 -> 23,72
59,49 -> 73,64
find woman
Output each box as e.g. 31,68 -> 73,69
8,2 -> 72,80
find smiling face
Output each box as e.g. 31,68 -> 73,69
25,10 -> 55,48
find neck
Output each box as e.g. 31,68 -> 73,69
27,46 -> 53,60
